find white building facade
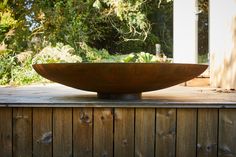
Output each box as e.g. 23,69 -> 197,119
173,0 -> 236,89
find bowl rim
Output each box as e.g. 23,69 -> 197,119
33,62 -> 208,66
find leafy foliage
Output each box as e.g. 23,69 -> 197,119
32,42 -> 171,64
0,0 -> 175,85
21,0 -> 151,55
0,51 -> 43,85
0,52 -> 15,85
11,55 -> 43,85
0,43 -> 83,85
0,0 -> 174,55
0,3 -> 17,49
33,43 -> 82,64
146,0 -> 173,56
198,0 -> 208,56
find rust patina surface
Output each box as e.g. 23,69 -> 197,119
33,63 -> 207,99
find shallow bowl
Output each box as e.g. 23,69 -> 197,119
33,63 -> 208,99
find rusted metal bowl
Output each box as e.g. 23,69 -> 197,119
33,63 -> 208,100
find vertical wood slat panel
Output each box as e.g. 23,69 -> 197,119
53,108 -> 72,157
0,108 -> 12,157
197,109 -> 218,157
135,108 -> 155,157
94,108 -> 113,157
176,109 -> 197,157
5,107 -> 236,157
156,109 -> 176,157
13,108 -> 32,157
73,108 -> 93,157
219,109 -> 236,157
33,108 -> 52,157
114,108 -> 134,157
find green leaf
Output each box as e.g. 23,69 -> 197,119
93,0 -> 102,9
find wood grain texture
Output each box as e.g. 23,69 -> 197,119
33,108 -> 52,157
53,108 -> 72,157
219,109 -> 236,157
94,108 -> 113,157
156,109 -> 176,157
197,109 -> 218,157
13,108 -> 32,157
114,108 -> 134,157
2,84 -> 236,108
0,108 -> 12,157
73,108 -> 93,157
135,108 -> 155,157
176,109 -> 197,157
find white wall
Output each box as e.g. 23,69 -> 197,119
173,0 -> 198,63
210,0 -> 236,89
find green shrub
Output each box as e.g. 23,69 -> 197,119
0,50 -> 44,85
0,43 -> 83,85
11,56 -> 44,86
0,41 -> 171,86
33,43 -> 82,64
0,52 -> 15,85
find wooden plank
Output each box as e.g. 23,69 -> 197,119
0,108 -> 12,157
114,108 -> 134,157
3,85 -> 236,108
219,109 -> 236,157
13,108 -> 32,157
53,108 -> 72,157
197,109 -> 218,157
176,109 -> 197,157
135,108 -> 155,157
94,108 -> 113,157
73,108 -> 93,157
33,108 -> 52,157
156,109 -> 176,157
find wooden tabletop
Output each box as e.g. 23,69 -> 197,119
0,83 -> 236,108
